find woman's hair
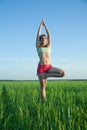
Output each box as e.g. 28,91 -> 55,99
39,34 -> 46,41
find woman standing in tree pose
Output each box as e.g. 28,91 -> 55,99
36,19 -> 65,100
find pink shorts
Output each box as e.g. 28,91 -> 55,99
37,64 -> 52,73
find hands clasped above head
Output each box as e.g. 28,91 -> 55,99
36,18 -> 51,47
41,18 -> 45,26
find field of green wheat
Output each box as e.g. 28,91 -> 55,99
0,80 -> 87,130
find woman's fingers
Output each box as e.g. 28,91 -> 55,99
42,19 -> 45,25
42,19 -> 44,24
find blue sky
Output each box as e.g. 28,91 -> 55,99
0,0 -> 87,80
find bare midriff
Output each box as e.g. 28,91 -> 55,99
38,52 -> 51,65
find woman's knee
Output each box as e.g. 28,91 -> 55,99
37,74 -> 46,86
37,73 -> 47,79
57,69 -> 66,77
62,70 -> 66,77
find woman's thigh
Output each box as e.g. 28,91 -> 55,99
46,67 -> 65,78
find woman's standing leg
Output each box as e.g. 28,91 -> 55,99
38,74 -> 47,101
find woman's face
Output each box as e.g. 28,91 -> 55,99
40,36 -> 47,46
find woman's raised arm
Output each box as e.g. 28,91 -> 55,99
43,20 -> 51,47
36,20 -> 43,47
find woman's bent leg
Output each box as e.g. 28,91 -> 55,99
46,67 -> 65,78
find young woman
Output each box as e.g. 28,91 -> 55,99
36,19 -> 65,100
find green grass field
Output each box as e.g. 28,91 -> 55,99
0,80 -> 87,130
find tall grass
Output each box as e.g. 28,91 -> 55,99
0,81 -> 87,130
